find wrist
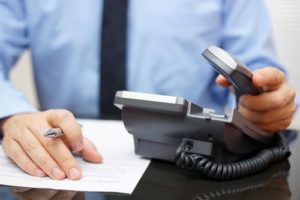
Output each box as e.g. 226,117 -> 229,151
0,115 -> 14,136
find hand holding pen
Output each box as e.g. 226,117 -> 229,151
1,109 -> 102,180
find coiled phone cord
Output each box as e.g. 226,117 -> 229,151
174,134 -> 290,180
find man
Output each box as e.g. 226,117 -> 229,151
0,0 -> 296,180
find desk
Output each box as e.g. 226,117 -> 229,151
0,129 -> 299,200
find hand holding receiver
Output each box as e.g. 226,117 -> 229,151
202,45 -> 296,133
0,110 -> 102,180
216,67 -> 296,133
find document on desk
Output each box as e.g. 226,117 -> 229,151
0,120 -> 151,194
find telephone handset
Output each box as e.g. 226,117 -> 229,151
202,45 -> 263,99
114,46 -> 290,180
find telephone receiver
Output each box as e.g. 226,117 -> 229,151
114,46 -> 290,180
202,45 -> 263,100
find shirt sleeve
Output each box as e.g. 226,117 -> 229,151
220,0 -> 287,108
220,0 -> 286,73
0,0 -> 36,119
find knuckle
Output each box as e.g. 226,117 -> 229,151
45,109 -> 55,116
23,162 -> 36,174
271,95 -> 285,108
2,117 -> 22,134
272,68 -> 285,80
42,138 -> 57,147
59,156 -> 75,168
23,141 -> 39,154
46,109 -> 55,113
55,110 -> 74,121
39,159 -> 55,171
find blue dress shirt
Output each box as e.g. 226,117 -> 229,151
0,0 -> 284,119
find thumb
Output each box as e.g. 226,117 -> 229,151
80,137 -> 103,163
252,67 -> 285,90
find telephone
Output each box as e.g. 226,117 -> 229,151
114,46 -> 290,180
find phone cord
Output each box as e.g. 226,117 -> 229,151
174,134 -> 290,180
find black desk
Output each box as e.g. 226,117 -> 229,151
1,130 -> 299,200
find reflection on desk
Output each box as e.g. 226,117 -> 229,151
11,188 -> 84,200
130,160 -> 291,200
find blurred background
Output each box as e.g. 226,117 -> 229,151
10,0 -> 300,127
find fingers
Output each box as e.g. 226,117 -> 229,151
216,67 -> 286,92
13,127 -> 66,180
239,99 -> 296,124
80,137 -> 103,163
239,80 -> 296,132
252,67 -> 285,90
257,116 -> 294,133
13,124 -> 82,180
28,122 -> 82,180
46,110 -> 83,152
214,67 -> 294,133
2,139 -> 46,177
239,82 -> 296,112
40,138 -> 82,180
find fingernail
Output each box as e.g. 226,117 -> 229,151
73,142 -> 83,152
68,168 -> 81,180
35,169 -> 46,177
51,167 -> 65,180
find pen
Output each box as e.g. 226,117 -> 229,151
43,128 -> 64,138
43,124 -> 82,138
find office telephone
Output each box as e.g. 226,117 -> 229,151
114,46 -> 290,180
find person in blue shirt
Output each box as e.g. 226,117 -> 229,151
0,0 -> 296,180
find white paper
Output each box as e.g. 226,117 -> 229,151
0,120 -> 151,194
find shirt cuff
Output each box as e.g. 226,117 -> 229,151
0,79 -> 37,120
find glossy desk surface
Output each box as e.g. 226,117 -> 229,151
0,130 -> 299,200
